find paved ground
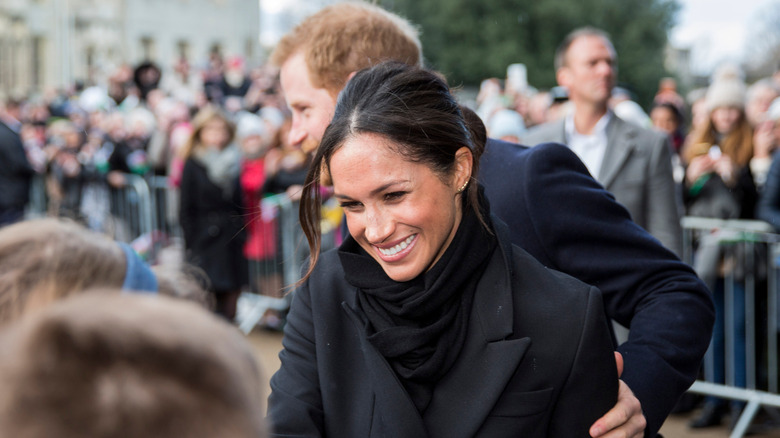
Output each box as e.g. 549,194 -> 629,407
247,329 -> 779,437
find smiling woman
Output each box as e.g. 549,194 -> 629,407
268,61 -> 618,437
330,131 -> 470,282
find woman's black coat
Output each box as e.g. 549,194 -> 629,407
268,219 -> 618,437
179,157 -> 246,292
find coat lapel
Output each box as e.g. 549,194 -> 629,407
598,116 -> 635,189
341,303 -> 429,437
423,225 -> 531,438
550,119 -> 567,144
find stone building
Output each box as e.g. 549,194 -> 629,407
0,0 -> 260,96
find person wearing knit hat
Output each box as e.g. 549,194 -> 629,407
682,67 -> 757,430
704,78 -> 747,113
236,112 -> 266,145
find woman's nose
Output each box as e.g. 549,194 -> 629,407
364,209 -> 393,244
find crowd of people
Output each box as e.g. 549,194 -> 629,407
0,51 -> 317,323
1,0 -> 780,436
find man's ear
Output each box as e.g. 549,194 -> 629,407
346,71 -> 357,82
556,67 -> 569,88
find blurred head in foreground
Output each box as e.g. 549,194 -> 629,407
0,292 -> 266,438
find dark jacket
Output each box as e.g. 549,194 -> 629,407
757,150 -> 780,230
0,120 -> 33,211
179,158 -> 246,291
479,140 -> 714,436
269,218 -> 618,437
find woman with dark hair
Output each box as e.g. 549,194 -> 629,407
650,101 -> 686,155
268,62 -> 617,437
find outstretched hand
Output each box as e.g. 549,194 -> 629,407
589,352 -> 646,438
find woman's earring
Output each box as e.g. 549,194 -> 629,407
456,180 -> 469,193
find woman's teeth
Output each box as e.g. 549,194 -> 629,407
378,235 -> 415,256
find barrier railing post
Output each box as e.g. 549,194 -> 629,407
682,217 -> 780,436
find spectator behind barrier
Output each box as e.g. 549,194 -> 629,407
0,292 -> 267,438
682,67 -> 755,221
682,65 -> 757,430
0,217 -> 208,325
178,106 -> 247,321
755,97 -> 780,230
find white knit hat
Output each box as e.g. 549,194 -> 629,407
235,112 -> 266,141
705,79 -> 746,111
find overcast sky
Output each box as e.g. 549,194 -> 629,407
671,0 -> 778,74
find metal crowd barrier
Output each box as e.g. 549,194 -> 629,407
109,174 -> 156,250
25,173 -> 48,218
236,195 -> 343,334
682,216 -> 780,437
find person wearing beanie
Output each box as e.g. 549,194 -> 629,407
682,68 -> 756,430
683,74 -> 753,199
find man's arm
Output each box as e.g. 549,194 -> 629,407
480,140 -> 714,436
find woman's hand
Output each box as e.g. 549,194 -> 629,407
685,155 -> 714,185
713,155 -> 736,186
589,352 -> 646,438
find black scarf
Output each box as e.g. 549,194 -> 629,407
339,190 -> 497,413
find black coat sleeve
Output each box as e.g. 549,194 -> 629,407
267,279 -> 326,437
480,140 -> 714,436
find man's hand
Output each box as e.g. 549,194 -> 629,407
589,352 -> 646,438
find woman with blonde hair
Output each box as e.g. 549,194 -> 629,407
179,106 -> 246,321
681,72 -> 757,429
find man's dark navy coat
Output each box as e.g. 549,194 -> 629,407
479,140 -> 714,436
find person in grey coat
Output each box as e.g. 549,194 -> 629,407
523,27 -> 681,256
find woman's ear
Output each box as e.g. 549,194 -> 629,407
454,147 -> 473,190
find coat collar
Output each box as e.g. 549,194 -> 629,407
598,115 -> 638,188
342,217 -> 530,437
549,113 -> 638,189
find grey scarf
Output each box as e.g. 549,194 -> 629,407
193,143 -> 241,199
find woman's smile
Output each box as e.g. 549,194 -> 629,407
374,234 -> 417,260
